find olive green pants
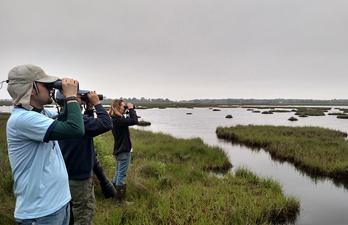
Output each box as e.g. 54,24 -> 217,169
69,178 -> 95,225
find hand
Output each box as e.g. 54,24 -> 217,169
127,103 -> 133,109
60,78 -> 79,98
87,91 -> 100,108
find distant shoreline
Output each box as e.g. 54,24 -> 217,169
0,99 -> 348,109
2,97 -> 348,106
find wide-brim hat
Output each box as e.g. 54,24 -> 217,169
7,64 -> 59,110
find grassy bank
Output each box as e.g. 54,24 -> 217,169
216,125 -> 348,179
93,129 -> 299,224
0,113 -> 299,224
0,113 -> 15,224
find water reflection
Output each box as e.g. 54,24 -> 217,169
222,139 -> 348,190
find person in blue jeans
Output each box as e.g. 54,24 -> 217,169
6,64 -> 84,224
108,99 -> 138,206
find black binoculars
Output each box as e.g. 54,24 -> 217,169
93,156 -> 116,199
124,105 -> 136,110
45,80 -> 67,90
81,94 -> 104,101
45,80 -> 81,92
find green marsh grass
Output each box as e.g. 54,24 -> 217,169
0,114 -> 300,224
137,120 -> 152,126
93,129 -> 299,224
294,107 -> 329,116
261,111 -> 273,114
216,125 -> 348,179
0,101 -> 12,106
337,114 -> 348,119
0,113 -> 15,224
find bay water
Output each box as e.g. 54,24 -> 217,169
134,106 -> 348,225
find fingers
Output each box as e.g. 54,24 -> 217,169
61,78 -> 79,98
62,78 -> 78,86
87,91 -> 97,97
87,91 -> 100,106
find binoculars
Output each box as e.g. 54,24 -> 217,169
51,81 -> 104,102
124,105 -> 136,110
93,156 -> 116,199
45,80 -> 69,90
81,94 -> 104,101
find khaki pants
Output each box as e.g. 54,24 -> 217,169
69,178 -> 95,225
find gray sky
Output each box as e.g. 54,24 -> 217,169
1,0 -> 348,101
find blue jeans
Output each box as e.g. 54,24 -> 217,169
16,202 -> 70,225
113,152 -> 131,186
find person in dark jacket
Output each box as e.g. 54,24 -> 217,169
108,99 -> 138,206
58,90 -> 113,224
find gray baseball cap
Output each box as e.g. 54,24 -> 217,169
7,64 -> 59,110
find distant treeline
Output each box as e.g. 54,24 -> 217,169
2,97 -> 348,105
102,97 -> 172,103
179,98 -> 348,104
100,97 -> 348,105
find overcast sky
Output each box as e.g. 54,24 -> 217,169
1,0 -> 348,101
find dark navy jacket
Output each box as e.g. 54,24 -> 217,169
59,104 -> 112,180
111,108 -> 138,156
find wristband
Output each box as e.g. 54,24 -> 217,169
65,96 -> 78,102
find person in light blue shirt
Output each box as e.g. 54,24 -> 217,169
6,64 -> 85,225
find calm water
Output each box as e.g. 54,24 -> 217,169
2,105 -> 348,224
133,106 -> 348,225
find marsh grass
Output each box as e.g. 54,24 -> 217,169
328,112 -> 346,116
0,115 -> 300,224
288,117 -> 298,121
337,114 -> 348,119
216,125 -> 348,179
0,113 -> 15,224
92,129 -> 299,224
0,101 -> 12,106
243,106 -> 330,117
137,120 -> 152,126
336,108 -> 348,113
294,107 -> 328,116
261,111 -> 273,114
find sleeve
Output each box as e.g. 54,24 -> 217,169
15,112 -> 56,142
112,108 -> 138,127
48,102 -> 85,140
83,104 -> 113,137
